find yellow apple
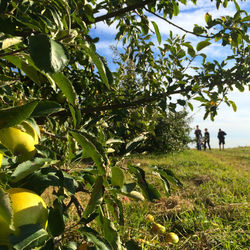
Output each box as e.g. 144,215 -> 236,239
21,121 -> 39,144
0,123 -> 39,162
165,232 -> 179,244
0,188 -> 48,246
151,223 -> 166,234
146,214 -> 155,223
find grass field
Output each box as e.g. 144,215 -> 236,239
118,147 -> 250,249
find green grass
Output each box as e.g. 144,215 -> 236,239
120,147 -> 250,249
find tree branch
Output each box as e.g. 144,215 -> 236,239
77,0 -> 152,26
80,89 -> 182,114
144,7 -> 215,39
0,48 -> 27,58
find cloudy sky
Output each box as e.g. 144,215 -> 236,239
90,1 -> 250,148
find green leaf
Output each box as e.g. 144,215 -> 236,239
234,0 -> 240,11
80,227 -> 111,250
187,102 -> 194,111
11,158 -> 57,183
188,47 -> 196,57
104,196 -> 124,225
82,42 -> 110,89
229,100 -> 237,112
177,99 -> 186,106
49,73 -> 77,106
140,21 -> 149,35
223,0 -> 228,7
172,1 -> 179,16
154,168 -> 183,188
48,200 -> 65,236
125,133 -> 147,153
0,188 -> 14,231
196,40 -> 211,51
193,96 -> 207,102
205,13 -> 212,24
0,101 -> 39,129
203,110 -> 209,120
159,175 -> 171,195
152,21 -> 161,45
70,131 -> 106,175
62,242 -> 78,250
100,216 -> 123,250
125,240 -> 142,250
242,16 -> 250,22
83,176 -> 104,218
48,6 -> 64,30
193,26 -> 204,35
69,105 -> 81,128
111,166 -> 125,188
120,183 -> 136,195
9,224 -> 49,250
128,165 -> 160,201
2,36 -> 22,49
3,55 -> 43,85
18,167 -> 78,195
31,101 -> 63,117
29,34 -> 69,74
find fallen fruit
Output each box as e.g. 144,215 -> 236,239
0,188 -> 48,246
122,196 -> 131,203
129,191 -> 145,201
165,232 -> 179,244
146,214 -> 155,222
151,223 -> 166,234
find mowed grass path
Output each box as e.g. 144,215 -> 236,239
121,147 -> 250,249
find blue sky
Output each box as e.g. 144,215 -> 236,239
90,1 -> 250,148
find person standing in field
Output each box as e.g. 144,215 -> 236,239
194,125 -> 202,150
218,128 -> 227,150
203,128 -> 211,150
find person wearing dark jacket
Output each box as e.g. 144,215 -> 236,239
194,125 -> 202,150
218,129 -> 227,150
204,128 -> 211,150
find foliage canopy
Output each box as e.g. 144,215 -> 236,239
0,0 -> 249,249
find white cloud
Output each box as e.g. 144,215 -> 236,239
94,20 -> 118,35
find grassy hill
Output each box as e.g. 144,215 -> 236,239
119,147 -> 250,249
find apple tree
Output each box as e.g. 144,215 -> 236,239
0,0 -> 249,249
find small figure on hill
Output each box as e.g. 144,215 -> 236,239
203,128 -> 211,150
194,125 -> 202,150
218,128 -> 227,150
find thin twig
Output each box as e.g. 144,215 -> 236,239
41,130 -> 67,141
145,7 -> 215,39
0,48 -> 27,58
